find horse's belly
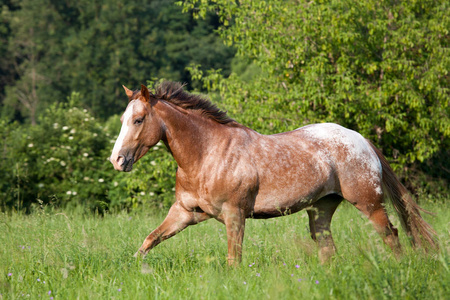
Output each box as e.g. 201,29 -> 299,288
249,162 -> 339,218
250,186 -> 327,218
251,198 -> 312,218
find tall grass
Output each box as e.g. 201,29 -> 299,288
1,199 -> 448,299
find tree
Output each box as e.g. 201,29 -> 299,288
1,0 -> 235,121
182,0 -> 449,173
2,0 -> 66,124
0,0 -> 18,117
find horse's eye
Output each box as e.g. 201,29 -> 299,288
134,118 -> 144,125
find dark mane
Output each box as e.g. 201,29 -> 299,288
151,81 -> 239,126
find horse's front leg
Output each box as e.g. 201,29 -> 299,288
135,201 -> 210,257
222,205 -> 246,266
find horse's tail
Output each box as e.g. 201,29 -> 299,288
368,141 -> 438,250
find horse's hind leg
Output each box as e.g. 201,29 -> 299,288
345,190 -> 402,255
307,194 -> 343,263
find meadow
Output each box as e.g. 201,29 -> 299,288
1,197 -> 448,299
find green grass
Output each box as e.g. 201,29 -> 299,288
1,200 -> 448,299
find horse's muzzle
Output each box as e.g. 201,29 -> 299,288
111,154 -> 134,172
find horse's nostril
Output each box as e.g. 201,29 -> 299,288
117,155 -> 125,166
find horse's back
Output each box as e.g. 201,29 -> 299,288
296,123 -> 382,192
296,123 -> 381,173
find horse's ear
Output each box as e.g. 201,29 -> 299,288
122,85 -> 134,101
140,84 -> 150,102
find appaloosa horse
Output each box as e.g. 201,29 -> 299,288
110,82 -> 436,265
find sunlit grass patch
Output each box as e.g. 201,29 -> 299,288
0,199 -> 448,299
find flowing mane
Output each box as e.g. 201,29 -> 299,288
151,81 -> 239,127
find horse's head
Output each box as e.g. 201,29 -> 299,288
110,84 -> 162,172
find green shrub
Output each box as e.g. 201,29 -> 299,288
1,93 -> 111,210
0,92 -> 178,212
182,0 -> 450,174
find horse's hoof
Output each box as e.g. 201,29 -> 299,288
133,250 -> 144,258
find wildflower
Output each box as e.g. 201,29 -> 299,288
62,126 -> 69,131
243,281 -> 247,285
28,143 -> 34,148
84,177 -> 90,181
8,273 -> 12,276
37,278 -> 40,282
93,133 -> 98,137
83,153 -> 89,157
60,161 -> 66,167
315,280 -> 319,284
118,288 -> 122,292
298,279 -> 302,282
140,192 -> 145,196
256,273 -> 261,277
53,123 -> 58,129
295,264 -> 300,269
66,191 -> 72,195
72,191 -> 77,196
98,178 -> 104,183
70,129 -> 76,134
114,181 -> 119,187
283,263 -> 286,266
69,136 -> 74,140
48,291 -> 51,295
150,161 -> 156,166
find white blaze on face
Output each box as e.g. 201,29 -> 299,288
111,101 -> 135,164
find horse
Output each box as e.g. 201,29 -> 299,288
110,81 -> 436,265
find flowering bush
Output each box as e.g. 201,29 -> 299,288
1,93 -> 110,210
0,92 -> 177,212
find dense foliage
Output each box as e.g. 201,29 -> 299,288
0,94 -> 176,211
182,0 -> 449,170
0,0 -> 448,211
0,0 -> 234,121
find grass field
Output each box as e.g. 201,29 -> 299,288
1,198 -> 448,299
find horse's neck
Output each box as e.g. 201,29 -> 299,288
155,101 -> 220,172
